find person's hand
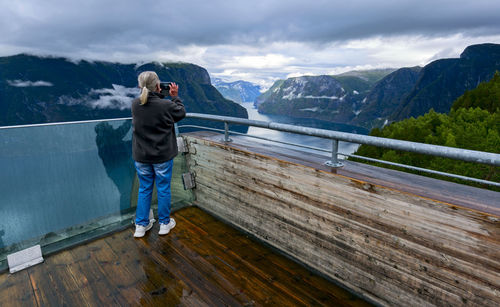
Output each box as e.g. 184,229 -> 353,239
169,82 -> 179,97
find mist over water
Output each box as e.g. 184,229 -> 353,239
241,102 -> 367,156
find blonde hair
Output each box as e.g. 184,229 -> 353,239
137,71 -> 160,105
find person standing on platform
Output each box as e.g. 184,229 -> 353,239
131,71 -> 185,238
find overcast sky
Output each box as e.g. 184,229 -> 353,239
1,0 -> 500,88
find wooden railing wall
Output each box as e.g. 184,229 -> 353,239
184,135 -> 500,307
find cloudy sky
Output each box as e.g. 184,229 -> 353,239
1,0 -> 500,88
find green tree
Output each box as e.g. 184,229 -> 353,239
451,71 -> 500,113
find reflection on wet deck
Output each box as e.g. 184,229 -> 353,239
0,206 -> 370,306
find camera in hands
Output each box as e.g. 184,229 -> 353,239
160,82 -> 174,96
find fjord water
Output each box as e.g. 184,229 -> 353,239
241,102 -> 368,155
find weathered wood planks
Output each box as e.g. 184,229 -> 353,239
184,134 -> 500,307
0,207 -> 365,306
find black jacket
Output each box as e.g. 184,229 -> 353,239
131,92 -> 186,163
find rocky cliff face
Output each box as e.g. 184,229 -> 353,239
256,72 -> 388,123
0,54 -> 247,126
351,67 -> 421,128
212,78 -> 262,103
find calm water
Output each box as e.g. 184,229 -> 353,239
241,102 -> 368,156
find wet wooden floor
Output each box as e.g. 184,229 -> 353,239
0,206 -> 370,306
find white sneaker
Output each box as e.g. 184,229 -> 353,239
134,220 -> 154,238
159,218 -> 176,235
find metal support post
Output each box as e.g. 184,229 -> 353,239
325,139 -> 343,167
222,122 -> 232,142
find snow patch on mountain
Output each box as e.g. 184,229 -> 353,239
303,95 -> 339,99
300,107 -> 320,112
8,80 -> 54,87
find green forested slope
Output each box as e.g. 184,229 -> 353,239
451,71 -> 500,113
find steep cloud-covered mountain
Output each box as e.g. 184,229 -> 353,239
256,70 -> 392,123
212,78 -> 262,103
0,54 -> 247,126
389,43 -> 500,121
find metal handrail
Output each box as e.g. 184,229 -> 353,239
186,113 -> 500,167
177,124 -> 500,187
0,117 -> 132,130
1,113 -> 499,171
177,124 -> 334,153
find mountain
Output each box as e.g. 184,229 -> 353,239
256,69 -> 392,123
256,44 -> 500,130
336,68 -> 396,83
0,54 -> 248,127
352,72 -> 500,190
212,78 -> 262,103
389,43 -> 500,121
254,79 -> 285,108
351,67 -> 422,128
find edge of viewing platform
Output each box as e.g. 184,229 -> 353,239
183,131 -> 499,306
1,116 -> 498,306
185,131 -> 500,218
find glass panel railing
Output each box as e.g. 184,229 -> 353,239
0,119 -> 193,271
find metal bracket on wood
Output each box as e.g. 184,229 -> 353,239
7,245 -> 44,273
182,172 -> 196,190
324,160 -> 344,168
177,136 -> 188,153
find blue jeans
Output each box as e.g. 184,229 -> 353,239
134,160 -> 173,226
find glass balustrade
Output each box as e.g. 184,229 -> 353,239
0,119 -> 193,271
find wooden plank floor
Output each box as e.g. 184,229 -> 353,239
0,206 -> 370,306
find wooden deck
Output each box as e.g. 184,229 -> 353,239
0,206 -> 370,306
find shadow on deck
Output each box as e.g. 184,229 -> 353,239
0,206 -> 370,306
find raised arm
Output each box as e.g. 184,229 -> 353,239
168,83 -> 186,123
